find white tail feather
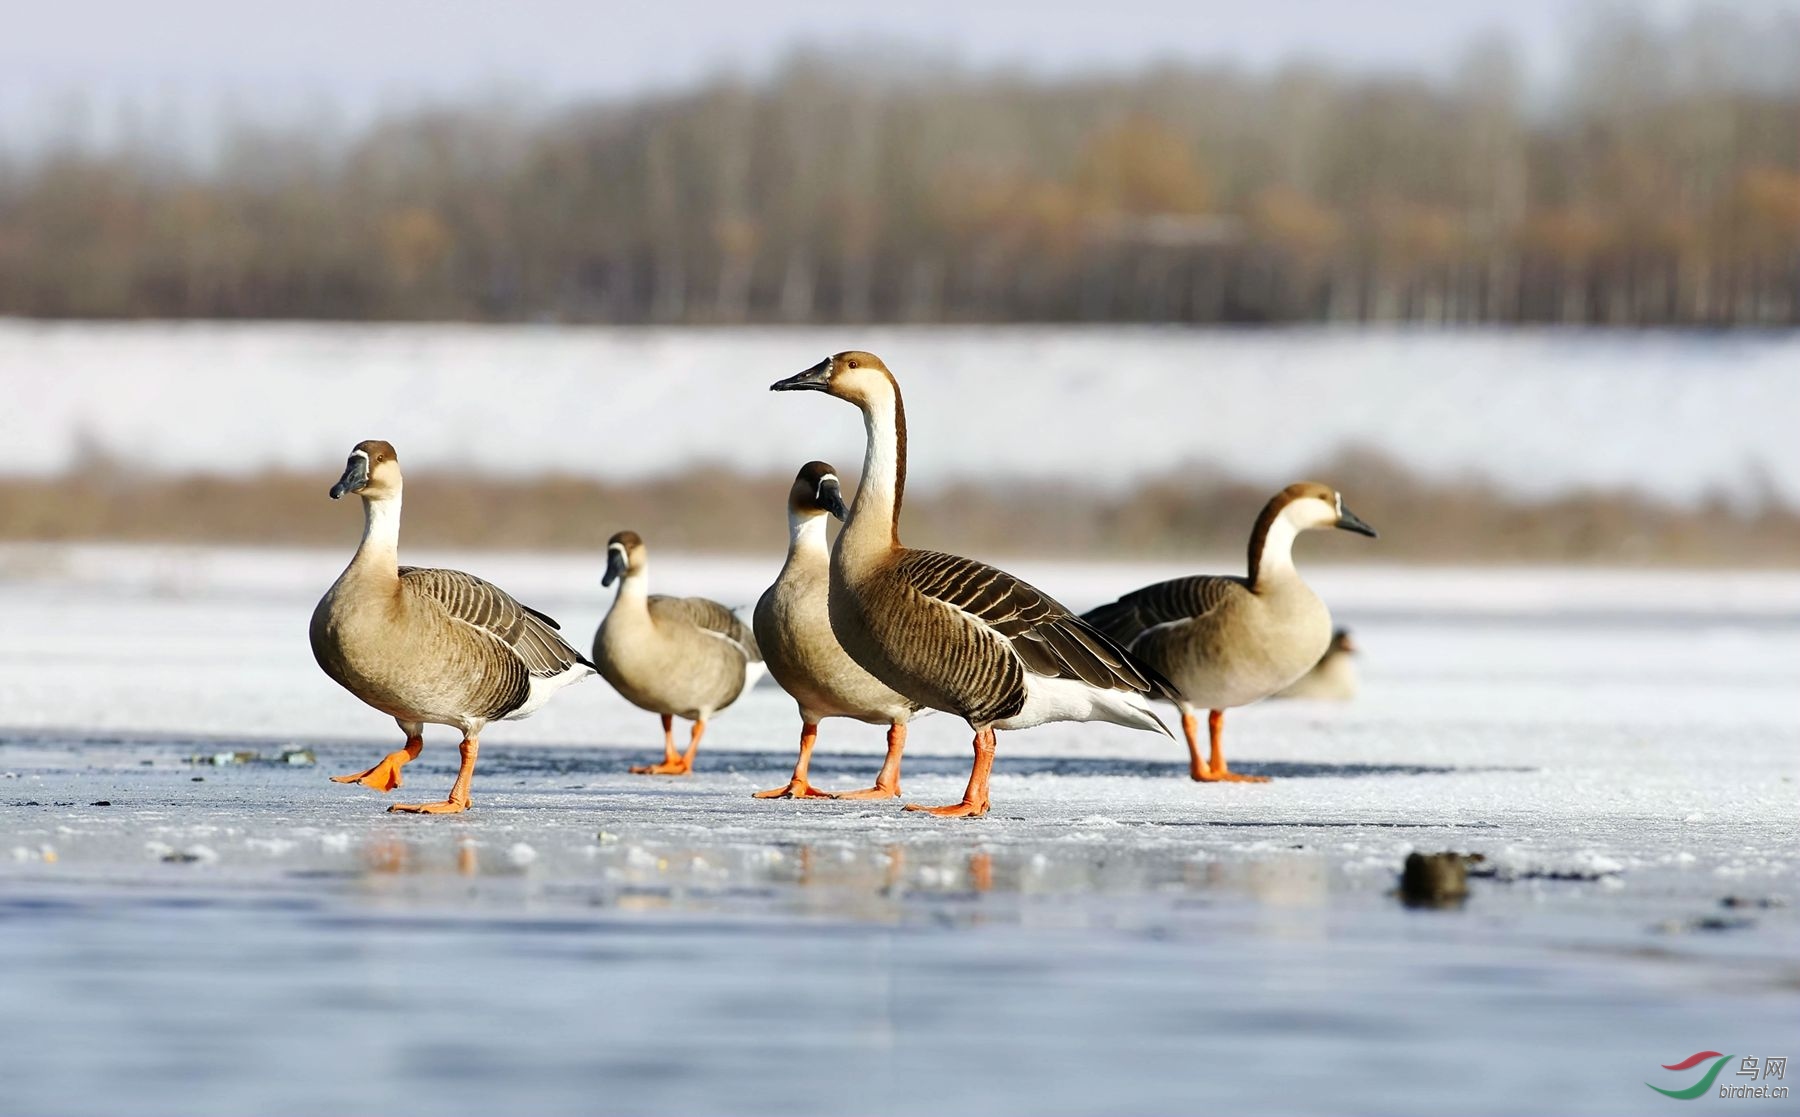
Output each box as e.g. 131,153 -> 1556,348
995,673 -> 1173,736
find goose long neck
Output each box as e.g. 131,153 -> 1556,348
349,492 -> 402,580
844,379 -> 906,556
613,563 -> 649,611
1248,502 -> 1300,590
786,510 -> 830,565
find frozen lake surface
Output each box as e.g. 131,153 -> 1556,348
7,320 -> 1799,503
2,546 -> 1798,1115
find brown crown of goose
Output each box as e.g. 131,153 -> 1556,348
1274,481 -> 1336,507
832,350 -> 888,371
1246,480 -> 1340,580
353,439 -> 398,465
606,530 -> 646,575
338,438 -> 402,499
788,460 -> 841,516
822,351 -> 895,397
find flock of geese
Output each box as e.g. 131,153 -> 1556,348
309,351 -> 1375,817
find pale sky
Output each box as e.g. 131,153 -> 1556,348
1,0 -> 1791,151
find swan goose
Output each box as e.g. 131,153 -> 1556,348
752,461 -> 923,800
592,531 -> 763,775
1083,483 -> 1375,782
310,440 -> 597,813
771,351 -> 1179,818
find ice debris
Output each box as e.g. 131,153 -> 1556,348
1398,851 -> 1470,908
187,749 -> 316,767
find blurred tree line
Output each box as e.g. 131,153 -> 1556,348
1,9 -> 1796,325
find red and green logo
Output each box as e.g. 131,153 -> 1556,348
1649,1052 -> 1732,1100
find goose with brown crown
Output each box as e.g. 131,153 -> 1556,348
592,531 -> 764,776
771,352 -> 1180,818
310,440 -> 597,813
752,460 -> 923,800
1083,483 -> 1376,782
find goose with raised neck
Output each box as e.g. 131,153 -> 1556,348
1082,482 -> 1376,782
752,461 -> 922,800
592,530 -> 763,776
772,351 -> 1180,818
310,439 -> 597,813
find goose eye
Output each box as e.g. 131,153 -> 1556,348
846,359 -> 859,369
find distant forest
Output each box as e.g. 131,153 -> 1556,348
2,9 -> 1797,326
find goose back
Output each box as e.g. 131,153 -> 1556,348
1082,574 -> 1331,709
833,548 -> 1178,727
594,593 -> 760,720
312,565 -> 593,731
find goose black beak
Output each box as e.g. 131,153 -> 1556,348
817,476 -> 848,522
601,545 -> 628,588
329,454 -> 370,499
770,358 -> 832,393
1336,507 -> 1377,538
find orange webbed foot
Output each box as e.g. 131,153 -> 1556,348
902,799 -> 989,818
753,779 -> 835,799
1192,767 -> 1271,784
388,798 -> 471,814
832,782 -> 901,801
330,749 -> 415,791
330,768 -> 398,791
630,759 -> 694,776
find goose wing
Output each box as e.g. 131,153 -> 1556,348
400,566 -> 595,677
1082,575 -> 1249,646
648,595 -> 762,662
895,550 -> 1178,700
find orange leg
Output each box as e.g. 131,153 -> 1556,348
834,722 -> 907,800
754,722 -> 835,799
904,727 -> 994,817
331,735 -> 422,791
1180,710 -> 1208,781
632,717 -> 703,776
390,736 -> 479,813
1192,709 -> 1269,784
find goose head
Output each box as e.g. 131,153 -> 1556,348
788,460 -> 848,522
770,351 -> 895,409
1270,482 -> 1377,538
329,440 -> 400,501
602,530 -> 646,587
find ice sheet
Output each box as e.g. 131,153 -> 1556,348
2,549 -> 1797,1115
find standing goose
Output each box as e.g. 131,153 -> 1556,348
752,461 -> 922,800
593,531 -> 763,775
1273,628 -> 1359,701
771,351 -> 1180,818
1082,483 -> 1376,783
310,440 -> 597,813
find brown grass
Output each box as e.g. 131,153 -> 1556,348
2,448 -> 1796,567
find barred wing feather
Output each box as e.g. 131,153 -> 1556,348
895,550 -> 1178,700
648,595 -> 762,662
400,566 -> 593,678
